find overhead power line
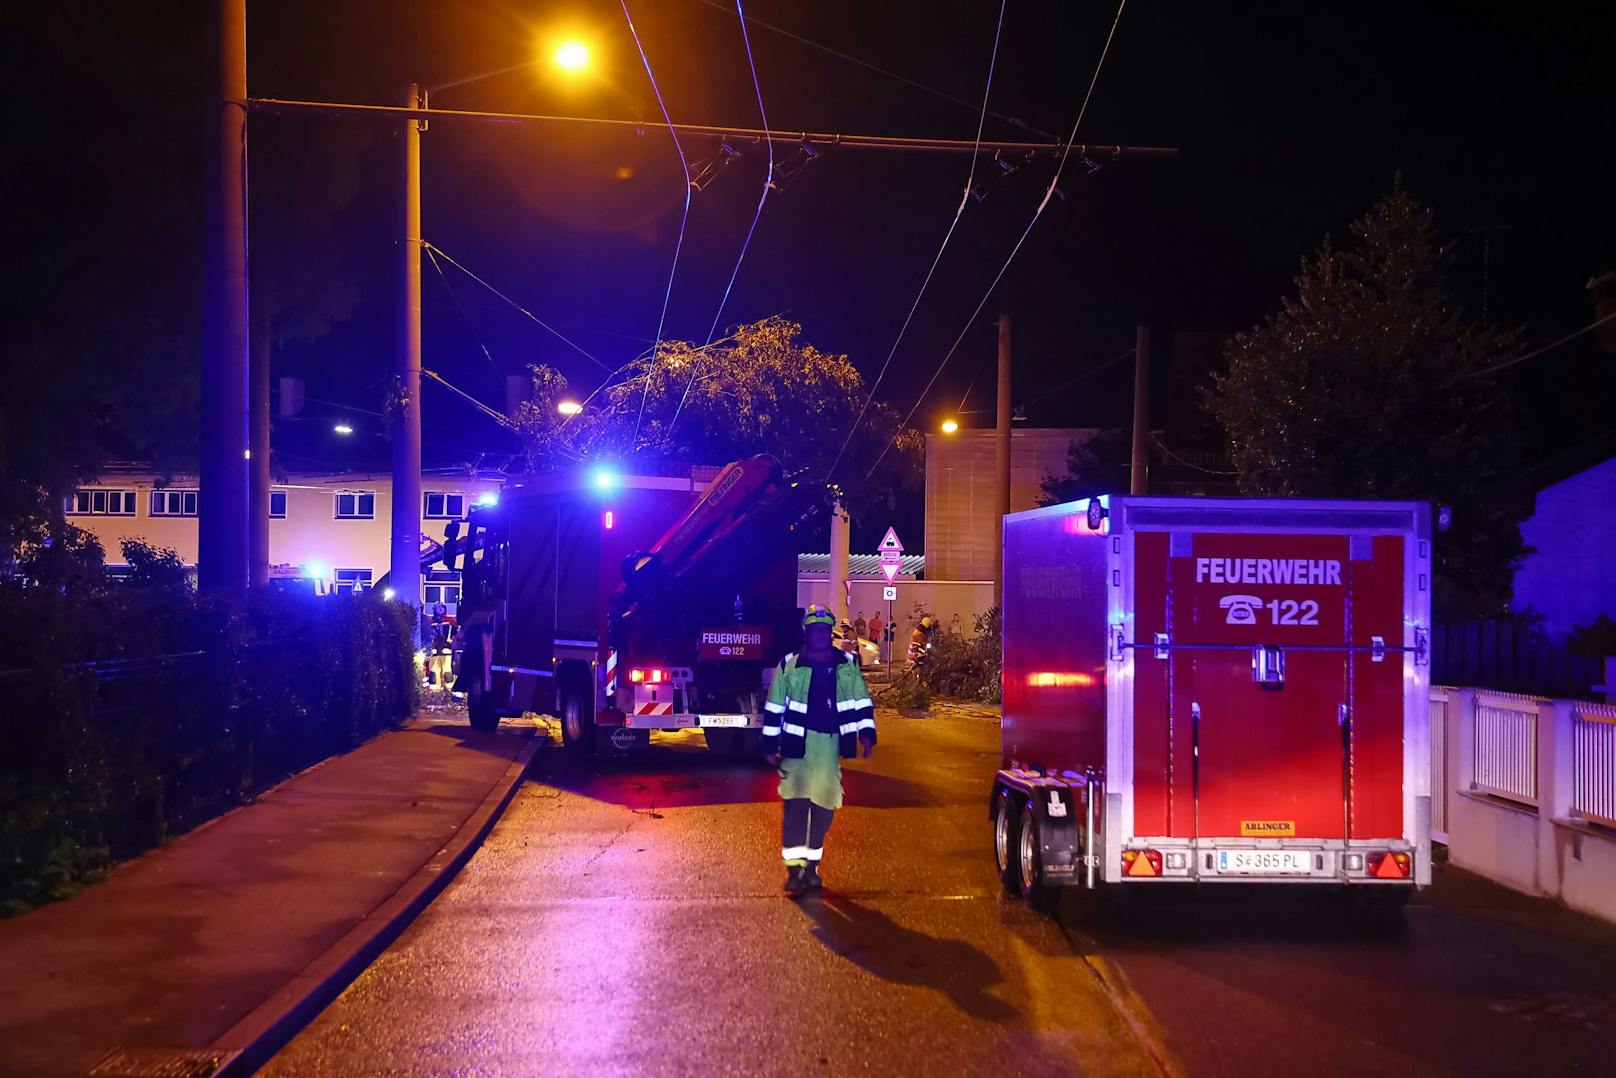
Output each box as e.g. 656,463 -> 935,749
1458,308 -> 1616,380
826,0 -> 1009,482
426,242 -> 610,372
688,0 -> 1059,142
425,246 -> 501,383
247,97 -> 1176,161
1018,346 -> 1136,410
865,0 -> 1131,482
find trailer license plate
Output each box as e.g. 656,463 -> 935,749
698,714 -> 749,728
1218,850 -> 1311,875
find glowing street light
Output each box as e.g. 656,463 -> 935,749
940,418 -> 960,434
552,40 -> 591,74
333,422 -> 354,435
557,399 -> 584,416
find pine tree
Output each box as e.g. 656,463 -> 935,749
1204,182 -> 1526,618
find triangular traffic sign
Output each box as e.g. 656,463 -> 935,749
880,560 -> 901,583
879,527 -> 904,552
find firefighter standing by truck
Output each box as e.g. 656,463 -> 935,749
762,604 -> 876,897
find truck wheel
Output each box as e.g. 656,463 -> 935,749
704,729 -> 745,756
1018,808 -> 1058,913
560,681 -> 595,758
994,790 -> 1021,896
468,687 -> 499,732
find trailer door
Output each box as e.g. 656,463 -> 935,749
1165,533 -> 1351,842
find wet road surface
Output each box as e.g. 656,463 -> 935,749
270,709 -> 1616,1076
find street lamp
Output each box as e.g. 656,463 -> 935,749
557,399 -> 584,416
552,40 -> 591,74
940,418 -> 960,434
334,421 -> 354,435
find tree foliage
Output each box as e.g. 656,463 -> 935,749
1038,429 -> 1129,506
513,317 -> 923,517
1203,183 -> 1526,617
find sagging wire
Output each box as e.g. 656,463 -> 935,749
426,245 -> 502,384
864,0 -> 1129,483
666,0 -> 777,444
823,0 -> 1009,484
426,242 -> 610,372
621,0 -> 694,452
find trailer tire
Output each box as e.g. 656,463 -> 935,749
993,790 -> 1021,896
468,686 -> 499,732
1017,808 -> 1058,913
559,676 -> 595,758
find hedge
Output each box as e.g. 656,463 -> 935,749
0,576 -> 417,914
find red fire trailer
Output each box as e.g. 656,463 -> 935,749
991,495 -> 1432,909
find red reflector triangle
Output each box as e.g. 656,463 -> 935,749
1373,854 -> 1407,879
1127,853 -> 1158,877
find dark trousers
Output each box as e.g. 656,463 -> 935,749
781,798 -> 834,866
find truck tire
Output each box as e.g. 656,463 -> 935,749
993,790 -> 1021,896
1017,807 -> 1058,913
468,686 -> 499,732
560,678 -> 595,758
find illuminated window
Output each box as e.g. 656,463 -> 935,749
334,568 -> 373,594
334,491 -> 376,519
269,490 -> 287,519
67,489 -> 137,516
423,492 -> 466,519
150,489 -> 199,517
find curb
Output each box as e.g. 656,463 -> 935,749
208,730 -> 542,1076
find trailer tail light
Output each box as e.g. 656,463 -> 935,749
1122,849 -> 1162,877
1369,851 -> 1411,879
603,510 -> 614,529
629,668 -> 666,684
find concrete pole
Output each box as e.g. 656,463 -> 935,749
829,500 -> 850,627
1131,324 -> 1151,496
392,84 -> 424,623
248,332 -> 271,586
993,312 -> 1012,610
199,0 -> 250,589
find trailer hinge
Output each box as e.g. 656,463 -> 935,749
1370,636 -> 1386,663
1414,627 -> 1429,666
1154,632 -> 1170,659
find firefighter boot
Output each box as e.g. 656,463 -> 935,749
783,864 -> 808,898
802,861 -> 822,892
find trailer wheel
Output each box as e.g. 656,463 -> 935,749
560,679 -> 595,758
1017,808 -> 1058,913
993,790 -> 1021,895
467,686 -> 499,732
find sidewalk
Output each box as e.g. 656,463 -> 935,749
0,715 -> 539,1078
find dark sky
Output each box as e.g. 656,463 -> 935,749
7,2 -> 1614,544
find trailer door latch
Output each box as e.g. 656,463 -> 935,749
1252,645 -> 1285,689
1154,632 -> 1170,659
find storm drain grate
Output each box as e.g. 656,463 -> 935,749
89,1046 -> 237,1078
1490,992 -> 1616,1028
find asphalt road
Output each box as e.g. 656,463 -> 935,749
269,707 -> 1616,1076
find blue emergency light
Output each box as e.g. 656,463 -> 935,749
591,467 -> 619,491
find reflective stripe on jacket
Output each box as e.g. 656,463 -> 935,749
761,650 -> 876,759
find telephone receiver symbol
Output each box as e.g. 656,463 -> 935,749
1219,594 -> 1261,625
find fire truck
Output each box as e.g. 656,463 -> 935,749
991,495 -> 1432,909
433,456 -> 819,755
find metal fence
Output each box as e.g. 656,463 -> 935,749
1472,690 -> 1540,806
1572,702 -> 1616,828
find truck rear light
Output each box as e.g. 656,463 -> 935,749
629,668 -> 666,684
1122,849 -> 1162,877
1368,851 -> 1411,879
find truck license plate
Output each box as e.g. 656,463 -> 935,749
698,714 -> 749,728
1218,850 -> 1312,875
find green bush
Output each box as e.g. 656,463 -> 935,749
0,546 -> 416,914
913,607 -> 1002,704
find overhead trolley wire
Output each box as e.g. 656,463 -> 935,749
425,245 -> 502,383
824,0 -> 1009,483
620,0 -> 695,451
864,0 -> 1130,482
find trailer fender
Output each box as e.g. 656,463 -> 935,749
991,773 -> 1083,881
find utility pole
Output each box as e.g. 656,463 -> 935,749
393,83 -> 424,625
829,500 -> 850,628
1131,325 -> 1151,496
199,0 -> 250,589
248,333 -> 270,586
993,312 -> 1012,609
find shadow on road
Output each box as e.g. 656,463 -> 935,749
798,894 -> 1016,1021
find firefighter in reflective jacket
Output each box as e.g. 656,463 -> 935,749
762,604 -> 876,897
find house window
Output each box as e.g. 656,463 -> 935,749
423,492 -> 466,519
269,490 -> 288,518
424,569 -> 462,611
334,568 -> 373,594
334,491 -> 376,519
150,489 -> 199,517
67,489 -> 137,516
